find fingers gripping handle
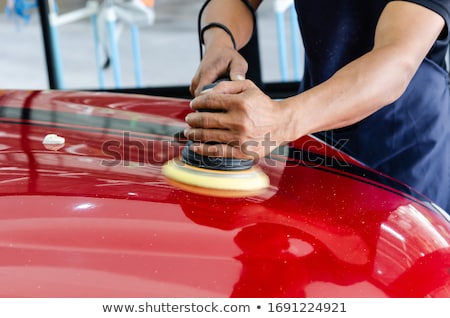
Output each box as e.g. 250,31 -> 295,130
182,78 -> 255,171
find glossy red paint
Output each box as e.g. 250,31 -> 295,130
0,90 -> 449,297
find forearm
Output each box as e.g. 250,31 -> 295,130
200,0 -> 262,51
281,1 -> 445,140
283,47 -> 415,138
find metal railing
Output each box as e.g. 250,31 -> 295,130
38,0 -> 154,89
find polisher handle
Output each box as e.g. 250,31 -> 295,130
197,78 -> 230,113
197,78 -> 230,138
201,77 -> 229,92
183,77 -> 255,171
174,78 -> 228,142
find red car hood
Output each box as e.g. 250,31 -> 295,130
0,90 -> 449,297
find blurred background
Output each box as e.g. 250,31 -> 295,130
0,0 -> 304,91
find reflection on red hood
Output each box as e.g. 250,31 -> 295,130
0,90 -> 449,297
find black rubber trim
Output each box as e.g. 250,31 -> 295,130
181,141 -> 254,171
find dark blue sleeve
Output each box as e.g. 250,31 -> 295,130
397,0 -> 450,66
402,0 -> 450,38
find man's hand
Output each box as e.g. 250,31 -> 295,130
185,80 -> 293,161
189,43 -> 248,97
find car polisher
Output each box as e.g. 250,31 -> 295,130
162,80 -> 269,197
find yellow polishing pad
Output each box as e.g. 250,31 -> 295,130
162,157 -> 269,195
